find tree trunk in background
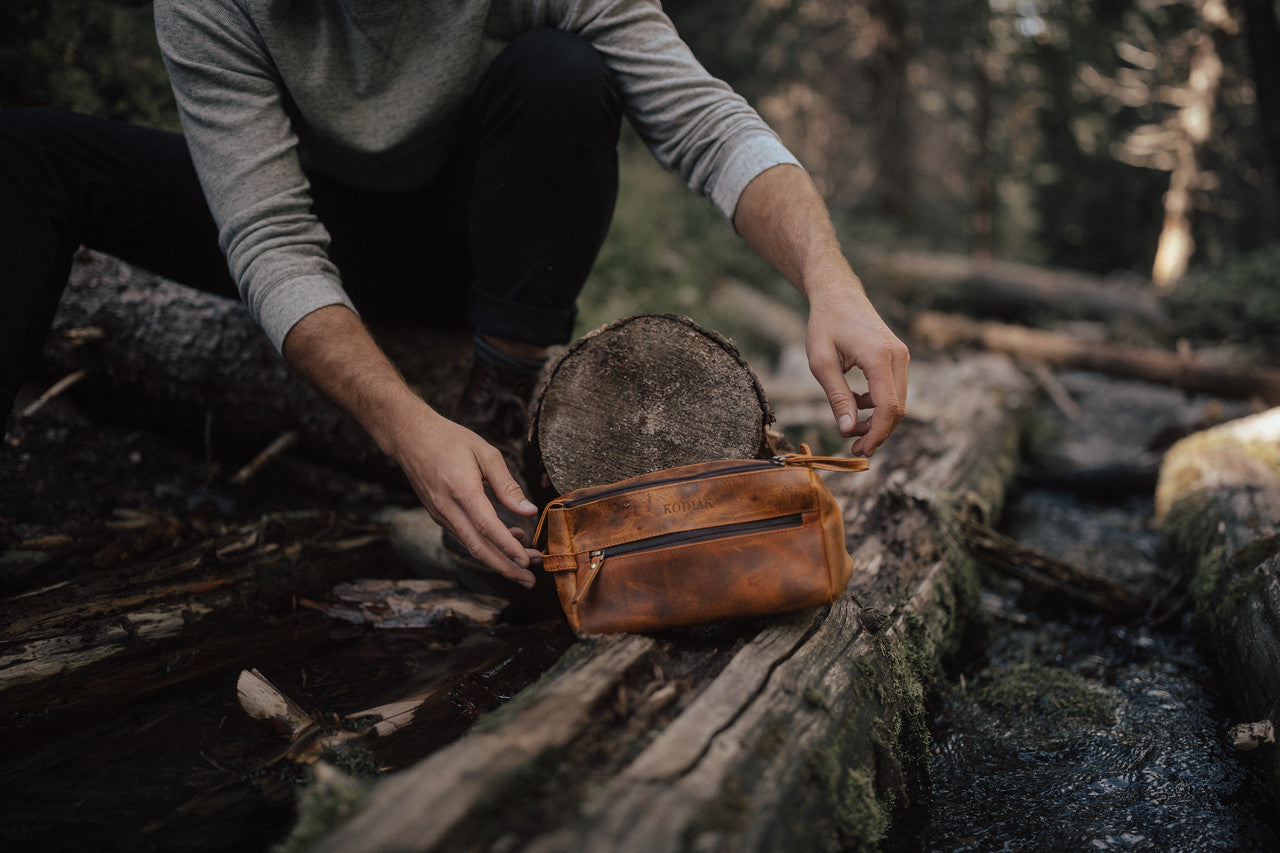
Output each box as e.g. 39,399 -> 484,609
973,45 -> 995,259
1152,0 -> 1232,289
1234,0 -> 1280,197
867,0 -> 914,233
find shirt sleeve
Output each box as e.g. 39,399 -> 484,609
533,0 -> 802,221
154,0 -> 357,352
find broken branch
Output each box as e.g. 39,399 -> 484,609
959,517 -> 1153,620
913,311 -> 1280,404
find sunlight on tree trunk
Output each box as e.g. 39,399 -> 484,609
1152,0 -> 1233,290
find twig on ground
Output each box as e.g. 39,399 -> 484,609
231,430 -> 299,486
20,369 -> 88,419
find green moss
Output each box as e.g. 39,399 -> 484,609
820,515 -> 987,848
1195,538 -> 1279,646
974,662 -> 1117,727
799,639 -> 929,853
272,765 -> 370,853
319,744 -> 382,780
807,754 -> 890,853
1163,492 -> 1280,643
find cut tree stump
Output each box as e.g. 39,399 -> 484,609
1158,407 -> 1280,780
531,314 -> 775,492
39,250 -> 476,476
302,354 -> 1036,853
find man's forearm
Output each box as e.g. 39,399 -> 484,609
731,163 -> 860,301
280,304 -> 436,456
732,163 -> 909,455
279,304 -> 538,583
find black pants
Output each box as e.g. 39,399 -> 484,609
0,28 -> 622,421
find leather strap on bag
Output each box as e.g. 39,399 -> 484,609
775,443 -> 870,473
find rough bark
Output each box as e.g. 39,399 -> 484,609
912,311 -> 1280,405
531,314 -> 774,493
41,250 -> 474,477
1158,407 -> 1280,779
305,354 -> 1035,852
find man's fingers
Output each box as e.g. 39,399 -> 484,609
809,350 -> 860,437
849,347 -> 909,457
444,502 -> 537,587
480,451 -> 538,518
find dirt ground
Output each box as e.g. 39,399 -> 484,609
0,387 -> 573,852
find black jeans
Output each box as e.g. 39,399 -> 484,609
0,28 -> 622,421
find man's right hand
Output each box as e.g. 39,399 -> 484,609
281,304 -> 539,586
386,409 -> 540,587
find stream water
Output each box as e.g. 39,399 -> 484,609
915,373 -> 1280,851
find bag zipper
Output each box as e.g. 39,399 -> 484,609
561,458 -> 785,509
588,512 -> 804,569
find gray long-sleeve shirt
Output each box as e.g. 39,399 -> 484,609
154,0 -> 800,351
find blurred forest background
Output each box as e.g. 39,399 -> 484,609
3,0 -> 1278,360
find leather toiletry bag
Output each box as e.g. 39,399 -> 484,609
533,446 -> 867,634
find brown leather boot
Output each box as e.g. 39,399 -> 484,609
443,352 -> 559,618
452,354 -> 541,487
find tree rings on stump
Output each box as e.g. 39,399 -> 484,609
531,314 -> 774,493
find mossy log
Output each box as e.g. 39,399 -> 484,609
1157,408 -> 1280,770
40,250 -> 474,476
304,354 -> 1034,853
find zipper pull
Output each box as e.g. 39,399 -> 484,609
572,550 -> 607,607
777,443 -> 870,472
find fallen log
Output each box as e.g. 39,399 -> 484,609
138,622 -> 575,845
1158,407 -> 1280,776
704,277 -> 808,352
299,354 -> 1036,852
0,510 -> 393,715
864,249 -> 1168,327
912,311 -> 1280,405
1155,406 -> 1280,521
531,313 -> 775,492
40,250 -> 475,476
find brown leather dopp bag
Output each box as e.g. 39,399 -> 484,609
533,446 -> 868,634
